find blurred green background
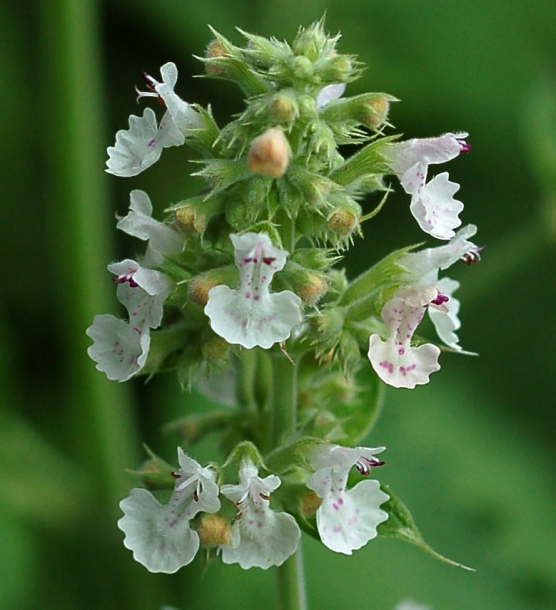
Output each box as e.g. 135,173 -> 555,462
2,1 -> 556,609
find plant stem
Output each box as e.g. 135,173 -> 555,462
276,544 -> 308,610
271,352 -> 308,610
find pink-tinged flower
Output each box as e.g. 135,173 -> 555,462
204,233 -> 303,349
106,107 -> 183,177
306,444 -> 389,554
137,62 -> 203,134
220,460 -> 300,569
86,260 -> 172,381
401,225 -> 480,351
389,133 -> 470,240
118,449 -> 220,573
368,286 -> 442,389
116,190 -> 184,266
108,259 -> 172,330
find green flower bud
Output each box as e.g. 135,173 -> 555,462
135,450 -> 177,491
288,55 -> 314,80
170,195 -> 225,236
291,268 -> 329,305
269,91 -> 299,123
320,55 -> 353,82
327,197 -> 362,238
188,267 -> 237,308
202,333 -> 231,363
292,22 -> 328,61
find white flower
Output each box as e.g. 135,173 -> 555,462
368,286 -> 442,389
137,62 -> 203,134
316,83 -> 346,109
109,259 -> 172,329
220,460 -> 300,569
204,233 -> 303,349
86,260 -> 172,381
117,190 -> 184,265
389,133 -> 470,240
306,444 -> 389,555
402,225 -> 480,351
106,108 -> 183,177
118,449 -> 220,573
409,172 -> 463,240
86,314 -> 150,382
402,224 -> 479,285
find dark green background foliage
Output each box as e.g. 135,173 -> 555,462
1,1 -> 555,609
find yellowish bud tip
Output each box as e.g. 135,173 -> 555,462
269,94 -> 298,123
327,209 -> 359,236
297,275 -> 328,305
248,128 -> 290,178
205,40 -> 228,76
188,275 -> 220,307
174,206 -> 206,234
139,460 -> 161,476
197,515 -> 233,548
300,491 -> 322,518
366,96 -> 390,130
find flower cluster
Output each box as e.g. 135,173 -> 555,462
88,20 -> 481,580
119,444 -> 387,572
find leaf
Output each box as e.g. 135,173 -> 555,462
332,371 -> 384,445
378,484 -> 475,571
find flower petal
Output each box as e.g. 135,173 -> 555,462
368,288 -> 441,389
316,83 -> 346,109
205,233 -> 302,349
106,108 -> 163,177
108,259 -> 172,329
117,190 -> 184,264
409,172 -> 463,240
118,488 -> 200,573
86,315 -> 150,382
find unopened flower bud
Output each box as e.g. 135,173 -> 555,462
248,128 -> 290,178
188,275 -> 221,307
197,514 -> 233,548
269,92 -> 299,123
205,40 -> 228,76
136,456 -> 176,490
174,205 -> 206,234
321,55 -> 353,82
288,55 -> 314,79
296,274 -> 329,305
365,95 -> 390,130
300,491 -> 322,518
327,208 -> 360,237
202,334 -> 230,362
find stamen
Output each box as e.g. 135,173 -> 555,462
114,274 -> 139,288
431,293 -> 449,306
461,245 -> 483,265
